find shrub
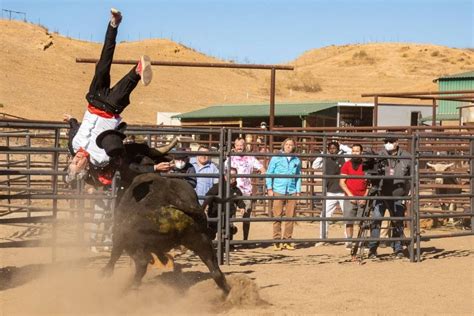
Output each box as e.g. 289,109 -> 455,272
351,50 -> 375,64
353,50 -> 368,59
285,71 -> 322,93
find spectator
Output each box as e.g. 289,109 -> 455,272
202,167 -> 246,240
244,134 -> 254,152
124,135 -> 136,144
225,137 -> 266,240
312,141 -> 348,242
190,145 -> 219,204
256,121 -> 268,153
169,148 -> 197,188
339,144 -> 369,250
266,138 -> 302,251
368,137 -> 411,259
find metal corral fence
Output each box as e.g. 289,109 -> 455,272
0,119 -> 473,264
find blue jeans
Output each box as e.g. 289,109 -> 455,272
369,199 -> 405,252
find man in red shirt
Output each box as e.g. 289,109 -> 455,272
339,144 -> 368,249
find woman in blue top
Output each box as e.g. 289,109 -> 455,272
266,138 -> 302,251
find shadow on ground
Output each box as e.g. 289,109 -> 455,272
0,255 -> 109,291
420,246 -> 474,260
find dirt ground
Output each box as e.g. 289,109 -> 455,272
0,220 -> 472,315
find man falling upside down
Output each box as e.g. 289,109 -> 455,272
64,8 -> 153,185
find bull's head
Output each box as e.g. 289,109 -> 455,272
427,162 -> 454,184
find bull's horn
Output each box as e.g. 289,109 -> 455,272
426,162 -> 434,168
156,137 -> 179,154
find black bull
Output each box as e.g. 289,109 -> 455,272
102,173 -> 230,294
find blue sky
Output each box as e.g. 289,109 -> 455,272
1,0 -> 473,64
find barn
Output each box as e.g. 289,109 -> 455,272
421,70 -> 474,125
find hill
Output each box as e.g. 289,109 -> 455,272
1,20 -> 473,124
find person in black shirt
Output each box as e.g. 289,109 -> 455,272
169,148 -> 197,189
368,137 -> 411,259
312,141 -> 350,242
202,167 -> 245,240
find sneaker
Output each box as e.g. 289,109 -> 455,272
345,242 -> 352,250
283,243 -> 296,250
273,243 -> 282,251
368,250 -> 377,259
136,55 -> 153,86
395,251 -> 405,259
110,8 -> 122,28
314,242 -> 328,247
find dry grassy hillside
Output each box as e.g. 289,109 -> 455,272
1,20 -> 473,124
281,43 -> 474,102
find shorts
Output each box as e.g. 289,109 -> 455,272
343,200 -> 365,224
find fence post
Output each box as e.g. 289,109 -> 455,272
26,134 -> 31,217
108,171 -> 120,250
51,128 -> 60,262
320,136 -> 328,240
415,132 -> 421,262
224,128 -> 232,265
409,133 -> 417,262
6,135 -> 11,211
470,137 -> 474,233
216,128 -> 225,265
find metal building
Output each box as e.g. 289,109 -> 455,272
432,70 -> 474,124
172,101 -> 374,128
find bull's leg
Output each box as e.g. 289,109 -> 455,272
182,231 -> 230,294
101,236 -> 125,277
127,249 -> 151,290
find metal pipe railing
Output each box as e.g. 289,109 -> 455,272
1,123 -> 472,266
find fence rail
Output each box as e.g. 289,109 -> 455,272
1,120 -> 473,264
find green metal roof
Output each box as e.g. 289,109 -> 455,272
435,70 -> 474,81
173,102 -> 340,119
420,113 -> 459,122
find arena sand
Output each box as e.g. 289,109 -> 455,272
0,221 -> 472,315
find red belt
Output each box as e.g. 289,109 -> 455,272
87,104 -> 121,119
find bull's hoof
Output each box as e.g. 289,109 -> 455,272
223,285 -> 231,296
122,281 -> 141,294
100,266 -> 114,278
